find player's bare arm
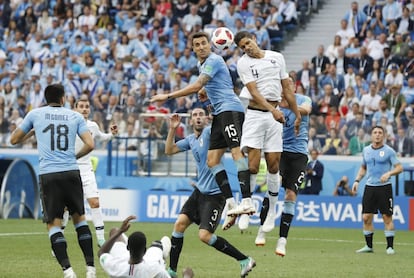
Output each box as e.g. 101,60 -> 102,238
380,163 -> 403,183
352,165 -> 367,193
76,131 -> 94,159
150,74 -> 210,103
246,82 -> 285,123
10,128 -> 27,145
165,114 -> 182,155
98,215 -> 136,257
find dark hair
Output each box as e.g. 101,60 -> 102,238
234,31 -> 253,46
191,32 -> 210,45
371,125 -> 384,133
44,84 -> 65,104
128,231 -> 147,259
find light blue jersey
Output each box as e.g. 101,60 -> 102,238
198,53 -> 244,115
176,126 -> 221,195
280,94 -> 311,154
19,106 -> 89,175
362,144 -> 400,186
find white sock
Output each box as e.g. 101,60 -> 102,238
91,207 -> 105,241
267,172 -> 281,212
250,173 -> 257,193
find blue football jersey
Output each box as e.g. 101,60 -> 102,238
280,94 -> 311,155
176,126 -> 221,195
362,144 -> 400,186
198,53 -> 244,115
19,106 -> 89,175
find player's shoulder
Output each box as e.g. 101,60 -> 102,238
296,94 -> 312,104
87,120 -> 99,128
265,50 -> 284,59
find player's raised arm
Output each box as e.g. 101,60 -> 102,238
165,114 -> 183,155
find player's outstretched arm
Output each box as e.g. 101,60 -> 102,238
98,215 -> 136,257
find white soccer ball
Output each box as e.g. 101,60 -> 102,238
211,27 -> 234,50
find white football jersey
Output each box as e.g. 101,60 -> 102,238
237,50 -> 288,102
75,120 -> 112,171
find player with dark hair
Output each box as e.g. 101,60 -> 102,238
234,30 -> 301,230
254,76 -> 311,257
352,126 -> 403,255
150,31 -> 254,231
10,84 -> 96,278
164,108 -> 255,278
98,215 -> 171,277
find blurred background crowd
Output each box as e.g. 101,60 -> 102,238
0,0 -> 413,158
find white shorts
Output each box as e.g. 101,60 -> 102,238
241,108 -> 283,153
81,170 -> 99,199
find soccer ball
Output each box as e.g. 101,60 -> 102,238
211,27 -> 234,50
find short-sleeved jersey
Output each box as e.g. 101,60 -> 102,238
19,106 -> 88,175
198,53 -> 244,115
100,252 -> 170,278
280,94 -> 311,155
176,126 -> 221,195
237,50 -> 289,102
362,144 -> 400,186
76,120 -> 112,171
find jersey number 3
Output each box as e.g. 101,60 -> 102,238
42,123 -> 69,151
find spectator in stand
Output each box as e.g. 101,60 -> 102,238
346,102 -> 361,122
339,112 -> 366,147
366,60 -> 385,84
360,82 -> 382,124
297,60 -> 315,90
336,20 -> 354,48
396,6 -> 414,38
402,47 -> 414,79
346,127 -> 369,156
384,64 -> 404,89
339,86 -> 359,119
325,106 -> 341,131
306,75 -> 322,115
278,0 -> 298,28
369,8 -> 387,37
401,76 -> 414,105
326,35 -> 343,63
318,84 -> 340,116
319,64 -> 345,97
212,0 -> 230,25
393,127 -> 414,157
198,0 -> 214,27
372,99 -> 395,126
344,65 -> 358,90
322,128 -> 343,155
342,1 -> 367,39
363,0 -> 380,19
383,84 -> 407,128
311,44 -> 331,76
356,46 -> 374,79
308,126 -> 323,153
386,22 -> 398,47
368,33 -> 389,61
181,4 -> 202,37
333,47 -> 351,75
382,0 -> 402,26
391,34 -> 410,61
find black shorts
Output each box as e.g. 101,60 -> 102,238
180,188 -> 225,233
362,184 -> 393,215
279,151 -> 308,194
209,111 -> 244,150
39,170 -> 85,223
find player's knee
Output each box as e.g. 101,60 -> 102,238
362,214 -> 373,224
88,198 -> 100,208
198,230 -> 212,244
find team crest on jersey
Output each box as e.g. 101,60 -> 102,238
380,151 -> 385,157
270,59 -> 276,65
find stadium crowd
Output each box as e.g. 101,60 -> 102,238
1,0 -> 414,158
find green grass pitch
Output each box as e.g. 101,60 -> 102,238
0,219 -> 413,277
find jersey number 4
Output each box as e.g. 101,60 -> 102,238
42,123 -> 69,151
